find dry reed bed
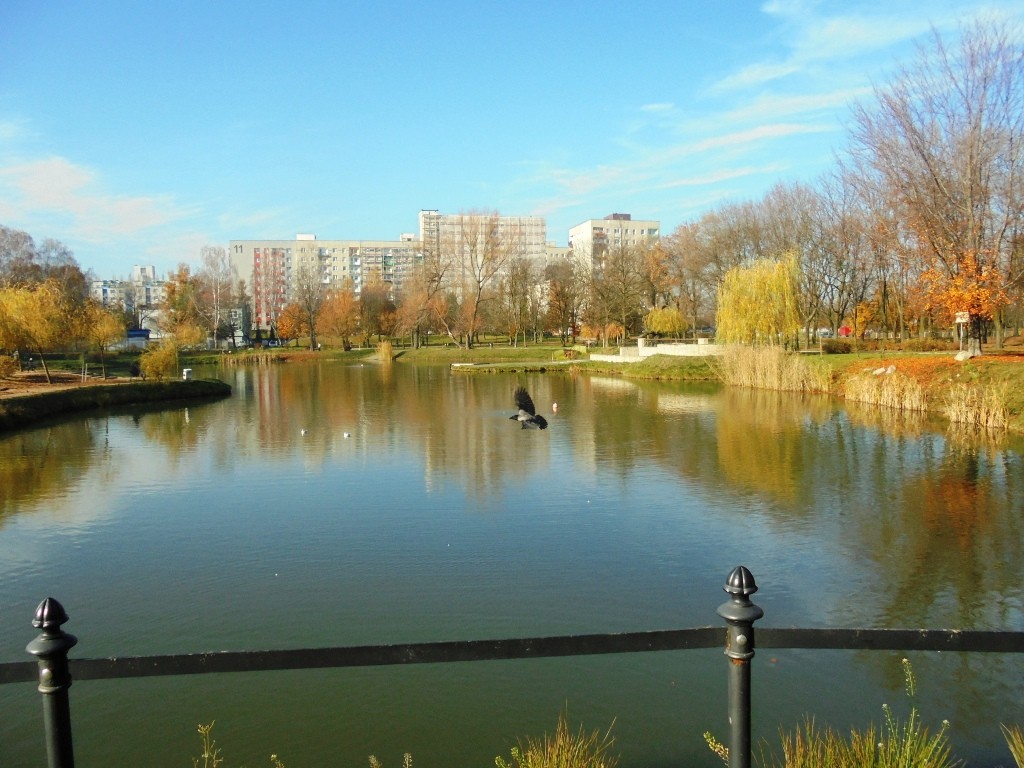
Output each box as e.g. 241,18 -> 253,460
718,345 -> 1014,433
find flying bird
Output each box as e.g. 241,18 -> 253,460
510,387 -> 548,430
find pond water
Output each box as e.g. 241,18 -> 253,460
1,360 -> 1022,768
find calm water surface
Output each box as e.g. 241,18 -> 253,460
1,360 -> 1022,768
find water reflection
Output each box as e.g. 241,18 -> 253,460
0,361 -> 1021,767
0,422 -> 103,525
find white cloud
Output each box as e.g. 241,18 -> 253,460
640,102 -> 675,112
714,62 -> 802,92
655,164 -> 790,190
0,155 -> 197,244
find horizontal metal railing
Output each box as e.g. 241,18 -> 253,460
3,626 -> 1021,687
4,567 -> 1023,768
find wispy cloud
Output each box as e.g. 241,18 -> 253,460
714,62 -> 802,92
0,156 -> 197,243
655,164 -> 790,190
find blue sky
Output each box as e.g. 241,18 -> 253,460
2,1 -> 1023,278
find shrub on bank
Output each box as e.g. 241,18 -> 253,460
820,339 -> 851,354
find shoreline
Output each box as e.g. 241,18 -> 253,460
0,379 -> 233,432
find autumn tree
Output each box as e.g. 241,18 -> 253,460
0,281 -> 74,382
443,212 -> 522,348
658,224 -> 717,332
494,256 -> 535,345
716,256 -> 800,345
197,245 -> 236,345
290,262 -> 329,349
359,276 -> 396,345
587,243 -> 647,345
275,302 -> 307,344
544,259 -> 587,345
81,301 -> 126,378
0,226 -> 37,286
392,237 -> 450,349
162,264 -> 208,336
319,280 -> 359,349
848,19 -> 1024,356
644,306 -> 686,337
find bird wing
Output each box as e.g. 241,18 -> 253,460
513,387 -> 536,416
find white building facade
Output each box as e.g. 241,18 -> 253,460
568,213 -> 661,269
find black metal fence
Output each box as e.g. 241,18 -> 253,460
3,566 -> 1023,768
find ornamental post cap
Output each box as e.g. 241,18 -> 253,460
723,566 -> 758,598
32,598 -> 69,631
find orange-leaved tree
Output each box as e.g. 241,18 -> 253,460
318,282 -> 359,349
921,250 -> 1010,356
275,303 -> 308,345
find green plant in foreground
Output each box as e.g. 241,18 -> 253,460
495,711 -> 619,768
1004,725 -> 1024,768
193,722 -> 223,768
192,722 -> 288,767
369,753 -> 413,768
708,659 -> 959,768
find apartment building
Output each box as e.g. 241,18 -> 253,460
229,235 -> 422,330
89,264 -> 167,311
418,210 -> 547,264
568,213 -> 661,269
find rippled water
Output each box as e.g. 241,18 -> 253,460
1,360 -> 1022,767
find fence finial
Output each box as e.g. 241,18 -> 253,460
26,597 -> 77,768
717,566 -> 764,768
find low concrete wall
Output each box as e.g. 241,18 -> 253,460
590,340 -> 725,363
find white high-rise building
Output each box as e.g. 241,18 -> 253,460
568,213 -> 660,270
418,210 -> 547,263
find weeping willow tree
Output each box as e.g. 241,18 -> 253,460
715,255 -> 800,345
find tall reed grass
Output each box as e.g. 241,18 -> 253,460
715,345 -> 830,393
221,351 -> 282,366
842,371 -> 927,412
1003,725 -> 1024,768
943,383 -> 1009,431
496,712 -> 619,768
708,659 -> 959,768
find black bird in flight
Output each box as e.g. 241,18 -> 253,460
510,387 -> 548,430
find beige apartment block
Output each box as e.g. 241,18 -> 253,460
229,235 -> 422,330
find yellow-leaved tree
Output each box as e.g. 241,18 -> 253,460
81,301 -> 127,378
0,280 -> 70,383
643,306 -> 685,337
140,323 -> 203,380
715,255 -> 800,345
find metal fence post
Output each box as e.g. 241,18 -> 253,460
717,566 -> 764,768
25,597 -> 77,768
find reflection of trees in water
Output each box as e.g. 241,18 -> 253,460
0,421 -> 100,523
667,388 -> 1024,739
713,388 -> 836,506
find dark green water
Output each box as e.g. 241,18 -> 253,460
1,361 -> 1022,767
